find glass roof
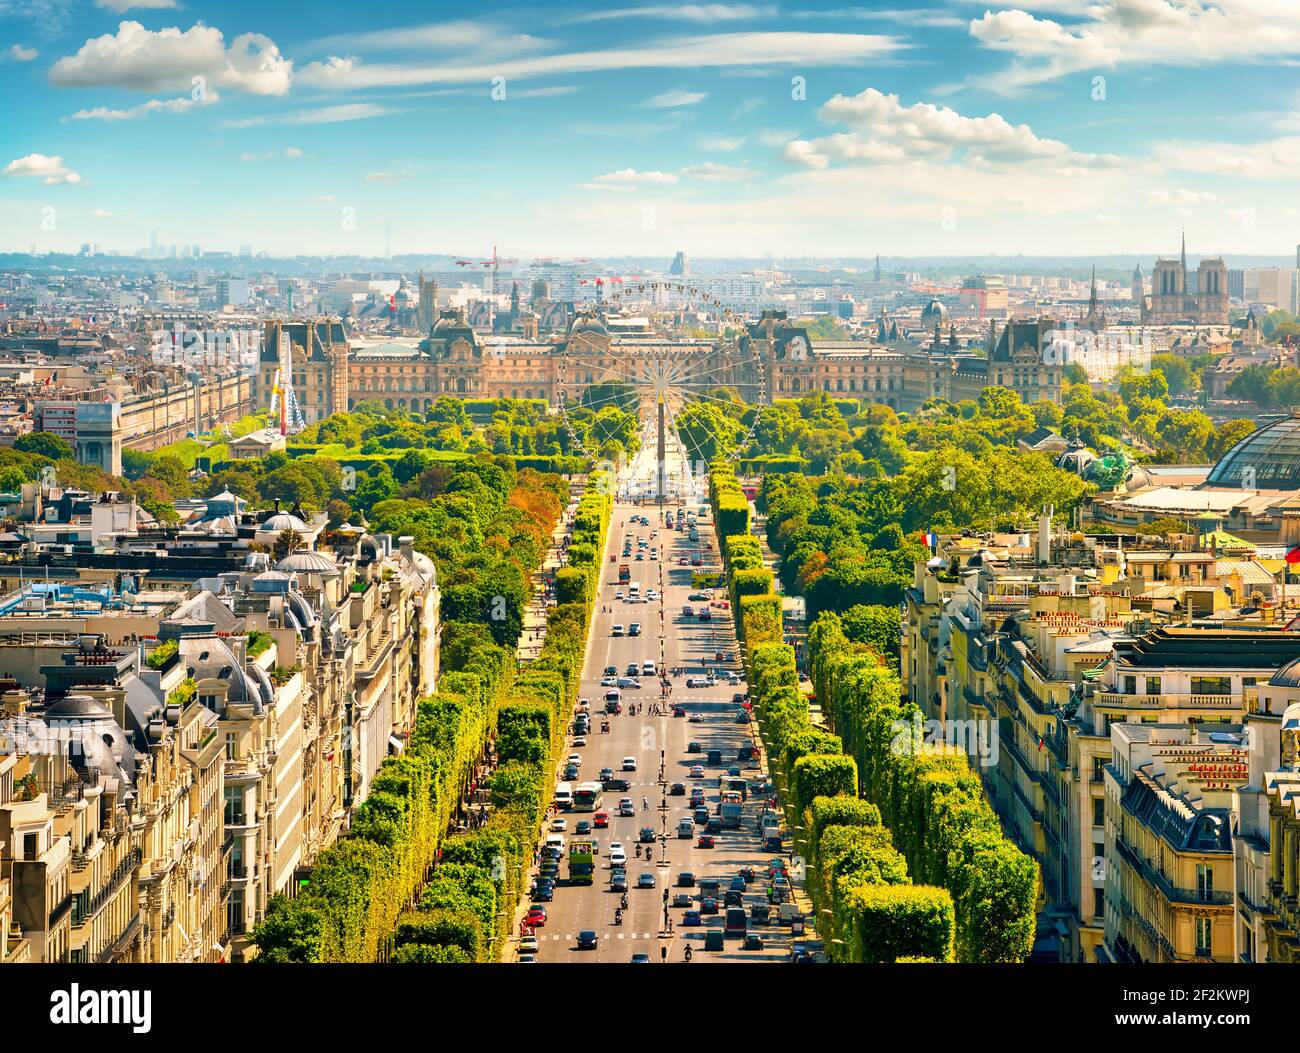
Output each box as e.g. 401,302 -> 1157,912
1206,415 -> 1300,490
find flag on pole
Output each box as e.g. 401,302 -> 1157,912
920,531 -> 938,548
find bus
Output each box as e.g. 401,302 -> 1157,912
721,775 -> 748,801
719,790 -> 743,829
568,840 -> 595,885
573,781 -> 604,812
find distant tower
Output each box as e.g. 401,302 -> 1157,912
874,253 -> 882,282
1131,262 -> 1144,306
417,271 -> 438,333
1085,263 -> 1104,331
670,251 -> 690,277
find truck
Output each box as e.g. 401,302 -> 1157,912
719,791 -> 743,829
688,526 -> 699,542
618,563 -> 630,584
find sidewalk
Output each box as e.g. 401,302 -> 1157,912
516,478 -> 586,664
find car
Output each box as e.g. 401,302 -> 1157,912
706,818 -> 722,834
700,896 -> 719,914
639,826 -> 656,843
593,810 -> 609,828
679,556 -> 689,566
693,809 -> 709,826
526,907 -> 547,927
681,605 -> 694,618
605,699 -> 622,715
630,953 -> 651,964
635,553 -> 644,561
517,954 -> 537,963
736,709 -> 751,724
575,820 -> 592,835
689,765 -> 705,778
567,754 -> 582,768
531,885 -> 553,902
725,673 -> 741,685
691,557 -> 702,567
689,787 -> 705,803
686,676 -> 710,689
682,910 -> 702,926
606,778 -> 631,792
670,782 -> 686,796
617,798 -> 635,816
743,933 -> 765,951
697,610 -> 712,622
728,767 -> 742,778
550,817 -> 567,832
601,676 -> 619,687
739,867 -> 756,883
678,819 -> 695,838
617,677 -> 641,689
676,871 -> 696,887
641,660 -> 657,677
604,665 -> 618,676
563,765 -> 580,781
732,693 -> 748,705
687,741 -> 701,753
622,756 -> 638,771
646,588 -> 659,600
572,735 -> 587,747
688,713 -> 704,723
599,767 -> 614,782
625,663 -> 639,676
604,689 -> 622,703
628,623 -> 641,636
698,833 -> 715,848
612,624 -> 625,636
673,892 -> 693,908
576,929 -> 599,950
688,591 -> 710,601
672,706 -> 687,718
610,872 -> 628,892
637,872 -> 657,889
725,889 -> 743,907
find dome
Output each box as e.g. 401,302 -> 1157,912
45,693 -> 114,721
921,299 -> 949,321
260,512 -> 310,534
277,549 -> 340,576
569,312 -> 610,338
1056,444 -> 1096,476
1269,657 -> 1300,689
1206,415 -> 1300,490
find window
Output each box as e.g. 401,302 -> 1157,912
225,733 -> 238,760
1123,675 -> 1136,694
1242,925 -> 1255,963
1092,756 -> 1105,782
1191,676 -> 1230,696
22,832 -> 38,860
1093,888 -> 1105,918
1195,916 -> 1212,956
1093,798 -> 1105,827
1196,863 -> 1214,902
1145,676 -> 1161,696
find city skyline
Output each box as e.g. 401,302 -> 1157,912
2,1 -> 1300,257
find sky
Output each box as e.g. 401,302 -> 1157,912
3,0 -> 1300,260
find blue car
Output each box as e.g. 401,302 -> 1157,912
682,910 -> 702,926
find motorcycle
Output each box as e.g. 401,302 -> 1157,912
614,909 -> 623,926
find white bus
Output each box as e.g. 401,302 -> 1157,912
554,782 -> 574,809
573,781 -> 604,812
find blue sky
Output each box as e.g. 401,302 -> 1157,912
2,0 -> 1300,259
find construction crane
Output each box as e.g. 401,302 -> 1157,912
455,246 -> 517,330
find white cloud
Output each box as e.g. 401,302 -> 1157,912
3,153 -> 83,185
511,85 -> 580,98
783,87 -> 1127,174
1147,188 -> 1217,206
91,207 -> 112,217
6,44 -> 38,61
567,5 -> 776,23
314,194 -> 336,202
968,0 -> 1300,93
223,103 -> 399,128
699,135 -> 744,151
284,146 -> 303,158
310,20 -> 549,59
95,0 -> 178,10
241,147 -> 304,161
595,168 -> 680,185
644,88 -> 706,108
298,32 -> 903,89
1154,136 -> 1300,179
680,161 -> 756,180
50,20 -> 292,96
575,182 -> 637,192
67,92 -> 218,121
364,170 -> 405,183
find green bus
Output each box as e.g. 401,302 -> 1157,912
568,840 -> 595,885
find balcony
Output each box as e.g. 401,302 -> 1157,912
1097,691 -> 1235,709
1113,836 -> 1231,907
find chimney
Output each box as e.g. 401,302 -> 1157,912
399,536 -> 414,561
1037,507 -> 1053,565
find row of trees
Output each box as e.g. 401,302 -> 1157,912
251,463 -> 581,961
808,612 -> 1039,962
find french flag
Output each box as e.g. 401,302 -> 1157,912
920,531 -> 938,548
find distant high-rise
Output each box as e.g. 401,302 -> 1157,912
416,271 -> 438,332
1131,262 -> 1144,306
669,251 -> 690,277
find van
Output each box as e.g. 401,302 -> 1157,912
707,749 -> 722,766
554,782 -> 573,809
641,660 -> 657,677
704,929 -> 725,952
778,902 -> 800,924
545,833 -> 565,855
724,907 -> 748,938
628,583 -> 641,599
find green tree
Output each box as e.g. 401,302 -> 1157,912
14,432 -> 74,459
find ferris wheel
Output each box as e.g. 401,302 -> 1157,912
555,281 -> 766,500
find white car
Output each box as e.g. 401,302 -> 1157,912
608,843 -> 627,866
573,736 -> 587,747
612,624 -> 625,636
615,590 -> 624,600
686,676 -> 711,688
622,756 -> 638,771
601,676 -> 619,687
567,754 -> 582,768
646,588 -> 659,600
551,817 -> 568,832
519,935 -> 539,954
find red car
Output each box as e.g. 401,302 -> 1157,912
526,907 -> 547,927
679,557 -> 689,566
593,811 -> 609,828
697,833 -> 715,848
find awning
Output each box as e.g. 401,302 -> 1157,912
388,735 -> 405,755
